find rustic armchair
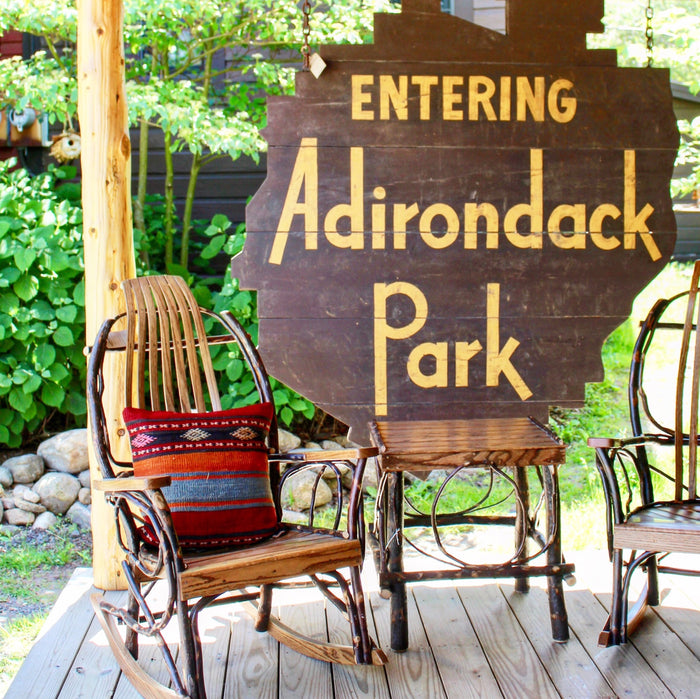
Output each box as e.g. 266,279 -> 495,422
589,262 -> 700,646
87,275 -> 385,699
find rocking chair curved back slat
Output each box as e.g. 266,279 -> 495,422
121,276 -> 221,413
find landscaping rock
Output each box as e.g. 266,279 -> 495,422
278,429 -> 301,453
78,470 -> 92,489
320,440 -> 344,451
33,472 -> 81,515
5,508 -> 35,526
4,454 -> 44,484
37,429 -> 89,474
13,485 -> 41,504
0,500 -> 3,523
281,469 -> 333,511
14,498 -> 46,515
0,465 -> 12,488
2,497 -> 15,511
66,502 -> 91,529
0,524 -> 20,536
78,487 -> 92,506
32,511 -> 58,530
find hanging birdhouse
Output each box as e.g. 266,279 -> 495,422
50,131 -> 82,162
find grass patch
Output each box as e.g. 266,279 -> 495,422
0,614 -> 46,696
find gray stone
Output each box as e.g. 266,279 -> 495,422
13,484 -> 41,503
2,497 -> 15,510
37,429 -> 89,474
320,440 -> 344,451
281,509 -> 310,525
0,499 -> 3,522
303,441 -> 323,451
280,468 -> 333,511
4,454 -> 44,484
66,502 -> 91,530
278,429 -> 301,453
362,458 -> 379,492
4,508 -> 35,526
33,511 -> 58,530
78,487 -> 92,506
78,470 -> 92,488
0,465 -> 12,488
33,472 -> 81,515
0,524 -> 20,536
14,497 -> 46,514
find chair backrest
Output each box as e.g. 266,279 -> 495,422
88,275 -> 277,478
631,262 -> 700,501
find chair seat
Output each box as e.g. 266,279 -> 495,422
615,500 -> 700,554
178,529 -> 362,599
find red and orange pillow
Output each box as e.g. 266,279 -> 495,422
123,402 -> 279,549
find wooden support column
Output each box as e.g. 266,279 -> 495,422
78,0 -> 135,590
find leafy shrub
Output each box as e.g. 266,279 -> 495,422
0,160 -> 86,447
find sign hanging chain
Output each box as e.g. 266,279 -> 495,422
302,0 -> 311,71
645,0 -> 655,68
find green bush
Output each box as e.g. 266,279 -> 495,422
0,159 -> 86,447
0,167 -> 314,449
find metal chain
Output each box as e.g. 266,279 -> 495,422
301,0 -> 311,70
645,0 -> 655,68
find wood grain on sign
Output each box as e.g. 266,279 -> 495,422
234,0 -> 679,441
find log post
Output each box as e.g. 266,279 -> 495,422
78,0 -> 136,590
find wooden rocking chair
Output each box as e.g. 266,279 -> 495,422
589,261 -> 700,646
87,275 -> 386,699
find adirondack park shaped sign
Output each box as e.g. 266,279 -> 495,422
232,0 -> 679,441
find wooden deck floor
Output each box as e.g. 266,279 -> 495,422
5,550 -> 699,698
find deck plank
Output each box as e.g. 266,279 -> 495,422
57,590 -> 125,698
370,591 -> 447,699
412,584 -> 503,698
457,584 -> 559,699
7,566 -> 700,699
223,605 -> 278,699
564,589 -> 674,698
278,600 -> 333,698
325,598 -> 390,698
4,568 -> 97,699
597,592 -> 700,699
501,585 -> 615,698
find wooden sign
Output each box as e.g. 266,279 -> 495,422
233,0 -> 679,442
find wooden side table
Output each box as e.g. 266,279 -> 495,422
369,416 -> 574,651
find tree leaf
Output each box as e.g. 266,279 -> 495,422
53,326 -> 74,346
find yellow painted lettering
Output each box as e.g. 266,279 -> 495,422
269,137 -> 318,265
374,282 -> 428,416
411,75 -> 438,120
407,342 -> 448,388
351,75 -> 374,120
516,76 -> 545,122
443,75 -> 464,120
380,75 -> 408,120
419,203 -> 460,249
468,76 -> 497,121
504,149 -> 543,249
548,78 -> 577,123
324,147 -> 365,250
590,204 -> 621,250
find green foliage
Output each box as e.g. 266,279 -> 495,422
0,160 -> 86,448
0,0 -> 393,268
673,116 -> 700,199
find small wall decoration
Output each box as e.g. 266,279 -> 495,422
234,0 -> 679,440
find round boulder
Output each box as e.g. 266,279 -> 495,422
66,502 -> 92,530
5,507 -> 35,526
281,469 -> 333,512
33,511 -> 58,530
37,429 -> 89,475
4,454 -> 44,484
0,465 -> 13,488
33,472 -> 81,515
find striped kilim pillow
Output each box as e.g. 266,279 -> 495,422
123,402 -> 280,549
